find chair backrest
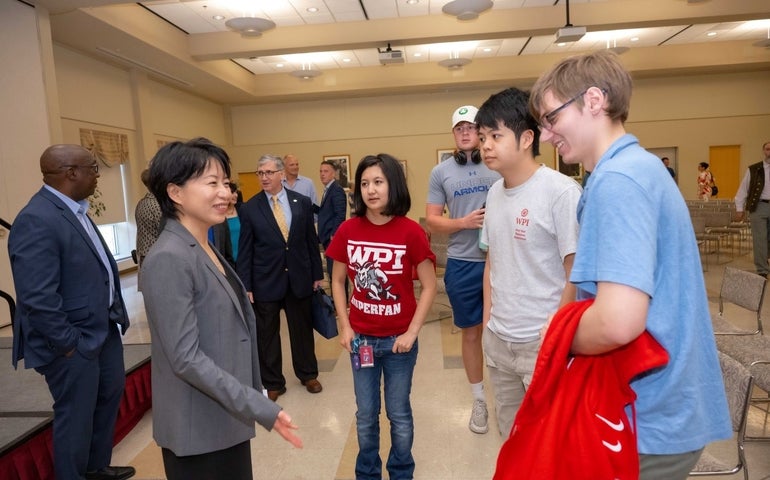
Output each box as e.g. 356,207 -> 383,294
720,267 -> 767,317
718,352 -> 753,434
691,215 -> 707,234
705,211 -> 733,228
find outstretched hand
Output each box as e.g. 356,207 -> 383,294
273,410 -> 303,448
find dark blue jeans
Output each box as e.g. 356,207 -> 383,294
352,334 -> 418,480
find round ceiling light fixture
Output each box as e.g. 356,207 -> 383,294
290,65 -> 322,79
441,0 -> 493,21
438,57 -> 471,70
225,17 -> 276,38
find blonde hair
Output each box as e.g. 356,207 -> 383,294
530,50 -> 632,124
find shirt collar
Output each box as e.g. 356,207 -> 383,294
44,184 -> 89,216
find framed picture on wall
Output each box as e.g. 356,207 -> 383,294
553,150 -> 583,182
324,154 -> 351,189
437,148 -> 455,164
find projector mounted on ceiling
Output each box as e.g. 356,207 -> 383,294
554,0 -> 586,44
555,25 -> 587,43
378,43 -> 405,65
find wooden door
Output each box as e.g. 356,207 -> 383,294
238,171 -> 262,202
709,145 -> 741,200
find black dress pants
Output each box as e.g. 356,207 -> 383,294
253,290 -> 319,390
162,440 -> 252,480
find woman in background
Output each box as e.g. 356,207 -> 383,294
141,138 -> 301,480
211,181 -> 241,269
326,153 -> 436,480
697,162 -> 713,201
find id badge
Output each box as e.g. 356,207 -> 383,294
359,344 -> 374,368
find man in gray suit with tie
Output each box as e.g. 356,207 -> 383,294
237,154 -> 325,402
8,144 -> 134,480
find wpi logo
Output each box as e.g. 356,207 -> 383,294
347,240 -> 406,274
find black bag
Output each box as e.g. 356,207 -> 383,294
311,288 -> 338,339
711,175 -> 718,196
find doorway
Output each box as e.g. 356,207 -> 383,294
709,145 -> 741,200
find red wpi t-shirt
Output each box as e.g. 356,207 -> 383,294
326,215 -> 435,337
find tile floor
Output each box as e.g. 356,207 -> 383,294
6,248 -> 770,479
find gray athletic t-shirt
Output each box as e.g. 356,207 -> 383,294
427,157 -> 501,261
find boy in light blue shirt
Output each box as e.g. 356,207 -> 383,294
529,50 -> 730,479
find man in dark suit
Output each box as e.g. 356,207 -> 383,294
316,160 -> 348,293
237,154 -> 325,401
8,144 -> 134,480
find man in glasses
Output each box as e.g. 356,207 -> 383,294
529,50 -> 730,479
426,106 -> 500,434
237,154 -> 324,402
8,144 -> 134,480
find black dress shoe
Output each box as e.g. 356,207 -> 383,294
85,466 -> 136,480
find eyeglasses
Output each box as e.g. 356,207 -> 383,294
256,169 -> 282,178
63,164 -> 99,174
540,88 -> 609,130
453,124 -> 478,135
539,90 -> 589,130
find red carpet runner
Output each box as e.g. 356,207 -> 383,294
0,361 -> 152,480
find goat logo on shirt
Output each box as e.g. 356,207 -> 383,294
347,240 -> 405,302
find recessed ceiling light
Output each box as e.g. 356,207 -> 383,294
276,63 -> 284,68
414,52 -> 422,57
557,42 -> 567,47
212,15 -> 224,21
707,31 -> 717,37
482,47 -> 492,52
406,0 -> 419,4
342,58 -> 351,63
307,7 -> 318,13
630,37 -> 639,42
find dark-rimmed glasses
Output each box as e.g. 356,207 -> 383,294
539,89 -> 588,130
256,169 -> 282,178
63,164 -> 99,174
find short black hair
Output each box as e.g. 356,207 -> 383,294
321,160 -> 339,171
476,87 -> 540,157
352,153 -> 410,217
148,137 -> 231,219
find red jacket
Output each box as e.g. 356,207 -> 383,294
494,299 -> 669,480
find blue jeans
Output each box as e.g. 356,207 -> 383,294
352,334 -> 418,480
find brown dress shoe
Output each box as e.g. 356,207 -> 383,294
302,378 -> 323,394
267,386 -> 287,401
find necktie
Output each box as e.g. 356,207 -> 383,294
77,207 -> 115,305
272,195 -> 289,241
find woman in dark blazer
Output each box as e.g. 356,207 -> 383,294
140,138 -> 302,480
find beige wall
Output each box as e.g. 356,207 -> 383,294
0,0 -> 57,327
227,71 -> 770,216
54,44 -> 228,229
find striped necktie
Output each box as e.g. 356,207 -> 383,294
272,195 -> 289,241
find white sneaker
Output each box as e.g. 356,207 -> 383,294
469,399 -> 489,434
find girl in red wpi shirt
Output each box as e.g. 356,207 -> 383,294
327,153 -> 436,480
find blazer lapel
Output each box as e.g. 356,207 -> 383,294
257,192 -> 285,242
42,188 -> 104,265
167,220 -> 248,328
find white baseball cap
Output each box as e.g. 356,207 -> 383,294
451,105 -> 478,129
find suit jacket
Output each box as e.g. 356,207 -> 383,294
317,180 -> 347,248
140,219 -> 281,456
237,189 -> 323,302
8,186 -> 128,369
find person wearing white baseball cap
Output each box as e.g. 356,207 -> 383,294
426,105 -> 500,434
